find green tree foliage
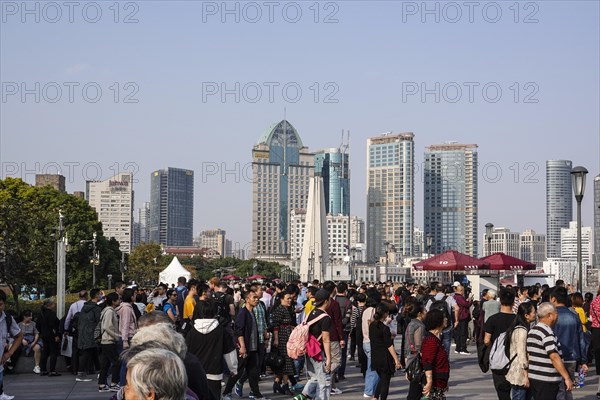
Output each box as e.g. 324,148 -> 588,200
127,243 -> 169,286
0,178 -> 123,309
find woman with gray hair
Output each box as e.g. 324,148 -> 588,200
123,348 -> 187,400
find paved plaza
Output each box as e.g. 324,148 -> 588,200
4,343 -> 598,400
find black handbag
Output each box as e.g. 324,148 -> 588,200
265,350 -> 285,372
405,326 -> 423,382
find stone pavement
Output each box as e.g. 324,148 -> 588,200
3,344 -> 598,399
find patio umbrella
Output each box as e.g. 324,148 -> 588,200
413,250 -> 490,271
222,274 -> 240,281
480,252 -> 536,271
247,274 -> 267,280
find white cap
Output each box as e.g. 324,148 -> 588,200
452,281 -> 461,287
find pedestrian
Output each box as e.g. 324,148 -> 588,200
425,284 -> 458,358
362,288 -> 381,398
0,290 -> 23,400
16,310 -> 42,374
351,293 -> 367,372
75,288 -> 102,382
526,302 -> 573,400
38,298 -> 61,376
270,290 -> 297,395
369,304 -> 401,400
122,348 -> 187,400
506,302 -> 537,400
482,290 -> 500,323
453,285 -> 473,355
222,291 -> 268,400
63,290 -> 87,375
404,301 -> 427,400
323,281 -> 344,395
484,288 -> 516,400
550,286 -> 588,400
421,308 -> 450,400
296,289 -> 333,400
98,292 -> 121,392
164,289 -> 179,324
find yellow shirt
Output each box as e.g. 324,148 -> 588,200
183,296 -> 196,320
304,298 -> 315,316
575,306 -> 588,332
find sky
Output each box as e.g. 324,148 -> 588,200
1,0 -> 599,254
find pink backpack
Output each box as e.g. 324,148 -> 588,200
286,312 -> 329,360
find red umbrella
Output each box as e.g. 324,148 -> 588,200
222,274 -> 240,281
480,252 -> 536,271
247,274 -> 266,280
413,250 -> 489,271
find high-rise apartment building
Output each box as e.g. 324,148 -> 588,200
484,227 -> 520,258
366,132 -> 414,262
198,229 -> 227,257
35,174 -> 65,192
251,120 -> 314,258
424,143 -> 478,257
520,229 -> 546,268
149,168 -> 194,246
594,175 -> 600,267
546,160 -> 573,258
86,173 -> 134,253
314,148 -> 350,216
414,227 -> 424,256
561,221 -> 593,266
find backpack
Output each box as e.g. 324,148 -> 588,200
336,296 -> 352,333
69,312 -> 80,336
489,327 -> 521,374
93,318 -> 103,344
212,292 -> 231,324
287,312 -> 329,360
430,295 -> 452,324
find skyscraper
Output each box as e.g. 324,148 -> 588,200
314,147 -> 350,216
561,221 -> 593,267
485,227 -> 520,258
546,160 -> 573,258
594,175 -> 600,268
366,132 -> 414,262
424,143 -> 478,257
149,168 -> 194,246
138,202 -> 150,245
251,120 -> 313,258
197,229 -> 227,257
86,173 -> 134,253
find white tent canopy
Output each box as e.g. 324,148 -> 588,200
159,256 -> 191,286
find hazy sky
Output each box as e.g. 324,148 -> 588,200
2,1 -> 599,253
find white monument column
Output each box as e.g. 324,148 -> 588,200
299,176 -> 329,282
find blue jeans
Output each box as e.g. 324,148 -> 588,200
302,354 -> 330,400
442,328 -> 453,356
511,386 -> 532,400
363,342 -> 380,396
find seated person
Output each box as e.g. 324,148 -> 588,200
18,310 -> 42,373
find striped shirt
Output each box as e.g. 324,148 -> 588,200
527,322 -> 562,382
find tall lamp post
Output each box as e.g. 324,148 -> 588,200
571,166 -> 588,292
485,223 -> 494,256
426,235 -> 432,283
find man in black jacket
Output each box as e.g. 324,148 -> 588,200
75,288 -> 102,382
222,291 -> 267,400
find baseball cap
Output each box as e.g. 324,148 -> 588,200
452,281 -> 461,287
313,289 -> 330,307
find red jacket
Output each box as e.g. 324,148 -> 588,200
421,332 -> 449,389
326,298 -> 344,342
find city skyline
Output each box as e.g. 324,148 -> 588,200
2,2 -> 598,251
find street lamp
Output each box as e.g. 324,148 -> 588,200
107,274 -> 113,290
426,235 -> 433,256
571,166 -> 588,292
485,223 -> 494,256
81,232 -> 99,287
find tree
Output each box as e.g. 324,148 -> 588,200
127,243 -> 167,286
0,178 -> 119,310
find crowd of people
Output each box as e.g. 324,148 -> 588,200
0,277 -> 598,400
